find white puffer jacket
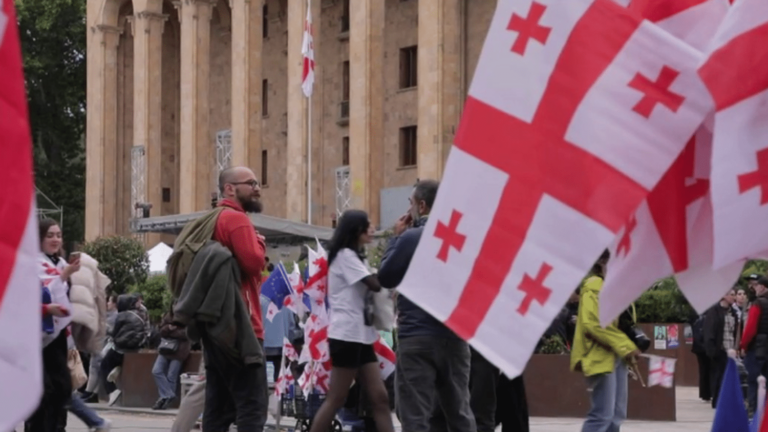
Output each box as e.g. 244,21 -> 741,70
69,253 -> 111,354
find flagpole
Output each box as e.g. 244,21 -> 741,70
307,95 -> 312,225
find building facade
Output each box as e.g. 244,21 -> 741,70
85,0 -> 496,242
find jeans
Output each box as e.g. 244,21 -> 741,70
745,350 -> 766,414
582,359 -> 628,432
68,394 -> 105,428
395,336 -> 476,432
86,352 -> 103,394
202,334 -> 268,432
153,354 -> 183,399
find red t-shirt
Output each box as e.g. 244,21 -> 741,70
213,199 -> 267,339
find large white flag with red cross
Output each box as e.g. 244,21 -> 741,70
0,0 -> 44,428
396,0 -> 713,378
698,0 -> 768,269
600,0 -> 744,323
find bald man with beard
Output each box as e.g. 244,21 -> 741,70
206,166 -> 269,432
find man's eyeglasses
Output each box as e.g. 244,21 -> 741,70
229,180 -> 260,188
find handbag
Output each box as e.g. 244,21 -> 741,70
371,289 -> 395,332
158,337 -> 180,356
68,349 -> 88,389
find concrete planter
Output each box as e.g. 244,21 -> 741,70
523,354 -> 676,421
119,351 -> 202,408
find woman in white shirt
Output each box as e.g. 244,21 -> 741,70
309,210 -> 395,432
27,218 -> 80,432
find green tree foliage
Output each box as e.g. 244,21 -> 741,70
82,236 -> 149,295
16,0 -> 87,246
131,275 -> 173,323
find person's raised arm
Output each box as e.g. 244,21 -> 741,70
378,230 -> 419,289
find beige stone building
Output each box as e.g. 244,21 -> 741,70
85,0 -> 496,243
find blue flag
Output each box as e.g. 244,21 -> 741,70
261,263 -> 292,309
712,356 -> 750,432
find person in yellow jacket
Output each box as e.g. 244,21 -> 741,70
570,250 -> 640,432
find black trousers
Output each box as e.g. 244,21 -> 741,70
202,336 -> 268,432
710,351 -> 728,409
100,348 -> 124,394
695,352 -> 711,401
26,332 -> 72,432
469,349 -> 500,432
495,375 -> 529,432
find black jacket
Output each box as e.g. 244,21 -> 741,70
111,294 -> 147,351
703,303 -> 739,358
378,217 -> 459,340
174,241 -> 263,365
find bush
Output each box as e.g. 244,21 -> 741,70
82,235 -> 149,295
131,274 -> 172,324
635,277 -> 695,324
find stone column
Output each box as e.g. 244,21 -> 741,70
417,0 -> 462,181
349,0 -> 385,226
85,24 -> 122,241
286,0 -> 308,222
133,10 -> 167,246
178,0 -> 214,214
230,0 -> 262,172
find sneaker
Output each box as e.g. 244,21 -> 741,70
81,392 -> 98,404
107,366 -> 121,383
152,398 -> 166,410
91,418 -> 112,432
161,397 -> 176,410
108,390 -> 121,406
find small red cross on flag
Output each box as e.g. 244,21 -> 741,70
397,0 -> 712,378
698,0 -> 768,268
599,0 -> 743,324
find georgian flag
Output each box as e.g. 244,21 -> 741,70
283,337 -> 299,362
0,0 -> 44,428
301,0 -> 315,98
396,0 -> 712,378
374,336 -> 396,380
647,355 -> 677,388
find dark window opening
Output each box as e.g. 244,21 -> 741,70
342,137 -> 349,166
399,46 -> 418,89
263,5 -> 268,38
262,79 -> 268,116
261,150 -> 268,186
399,126 -> 417,167
162,188 -> 171,203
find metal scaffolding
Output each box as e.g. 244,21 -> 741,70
36,187 -> 63,227
131,145 -> 147,242
216,129 -> 232,198
335,166 -> 351,217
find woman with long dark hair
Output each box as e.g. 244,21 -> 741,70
27,218 -> 80,432
309,210 -> 394,432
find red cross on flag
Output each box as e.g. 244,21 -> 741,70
647,355 -> 677,388
0,0 -> 44,428
698,0 -> 768,269
599,0 -> 745,323
396,0 -> 713,378
301,0 -> 315,98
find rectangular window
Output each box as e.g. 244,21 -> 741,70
263,5 -> 268,38
399,46 -> 418,89
341,0 -> 350,32
342,61 -> 350,101
262,79 -> 268,116
342,137 -> 349,166
261,150 -> 268,186
162,187 -> 171,203
399,126 -> 417,167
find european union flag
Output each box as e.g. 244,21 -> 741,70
712,356 -> 750,432
261,263 -> 292,309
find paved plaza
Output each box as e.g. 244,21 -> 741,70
40,386 -> 714,432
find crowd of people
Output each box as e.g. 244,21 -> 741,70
29,164 -> 709,432
691,274 -> 768,415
